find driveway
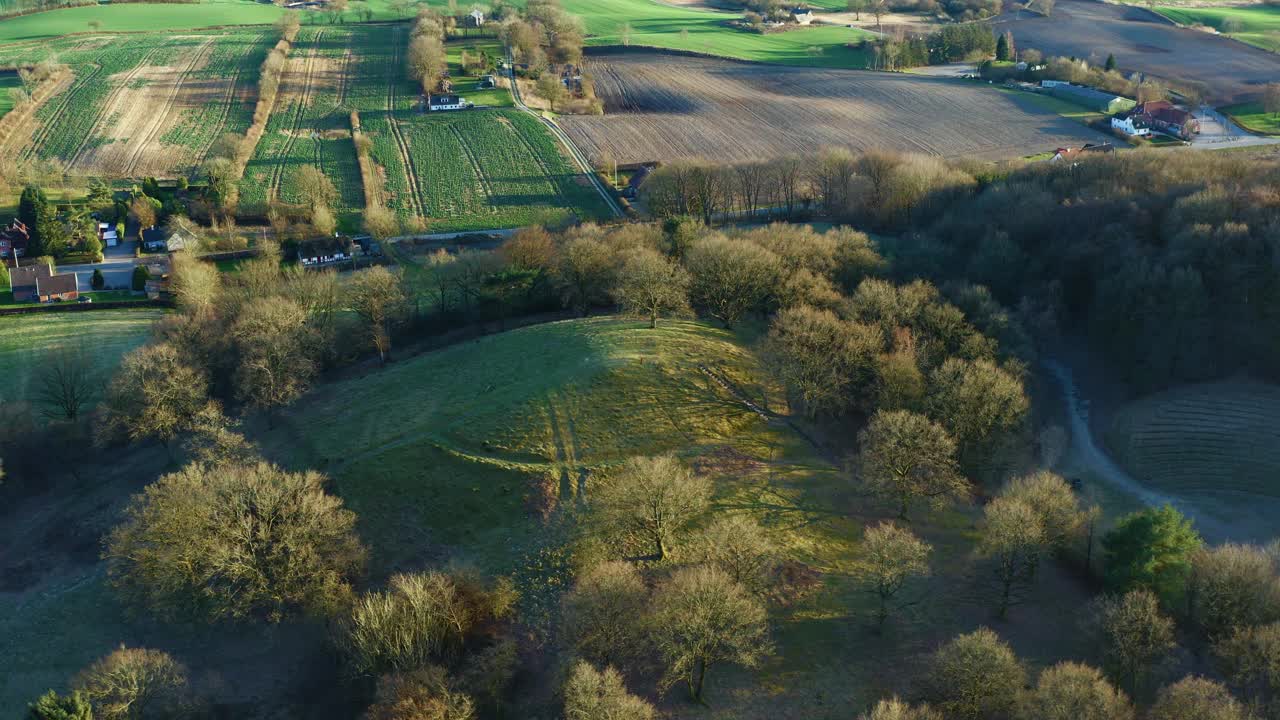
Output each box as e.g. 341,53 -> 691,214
57,249 -> 143,292
1189,106 -> 1280,150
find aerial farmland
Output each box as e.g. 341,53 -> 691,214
3,0 -> 1280,717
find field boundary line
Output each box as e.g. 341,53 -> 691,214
122,37 -> 215,177
66,42 -> 167,171
197,30 -> 269,165
504,48 -> 622,219
0,68 -> 72,153
386,27 -> 427,219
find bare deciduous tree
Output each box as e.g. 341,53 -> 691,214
72,646 -> 193,720
856,521 -> 931,630
924,628 -> 1025,720
1025,662 -> 1135,720
650,566 -> 771,703
611,248 -> 692,329
591,454 -> 710,561
37,344 -> 96,420
857,409 -> 967,520
563,560 -> 649,667
564,661 -> 654,720
1087,589 -> 1176,694
349,266 -> 407,364
979,496 -> 1045,619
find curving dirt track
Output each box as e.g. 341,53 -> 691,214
992,0 -> 1280,104
558,52 -> 1115,165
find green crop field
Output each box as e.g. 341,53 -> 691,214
1107,380 -> 1280,502
0,72 -> 19,118
1156,4 -> 1280,52
1222,100 -> 1280,135
0,308 -> 164,408
0,0 -> 284,44
0,29 -> 275,177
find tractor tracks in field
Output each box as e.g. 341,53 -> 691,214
65,43 -> 166,171
122,38 -> 215,177
450,123 -> 495,207
268,29 -> 325,202
22,66 -> 102,162
197,30 -> 269,165
387,29 -> 427,219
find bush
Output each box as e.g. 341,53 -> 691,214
90,268 -> 104,291
343,570 -> 516,674
105,461 -> 366,622
1149,676 -> 1247,720
131,264 -> 149,291
71,646 -> 192,720
563,661 -> 654,720
364,667 -> 475,720
562,560 -> 649,667
26,690 -> 92,720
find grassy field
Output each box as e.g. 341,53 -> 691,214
1155,4 -> 1280,52
996,87 -> 1108,124
0,0 -> 875,67
241,25 -> 609,231
0,308 -> 163,407
1222,100 -> 1280,135
1,316 -> 1101,715
0,72 -> 19,118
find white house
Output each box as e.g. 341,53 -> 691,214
792,8 -> 815,24
428,93 -> 471,111
468,8 -> 485,26
1110,113 -> 1151,137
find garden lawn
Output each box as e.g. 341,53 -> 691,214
1222,100 -> 1280,135
0,308 -> 163,407
1155,5 -> 1280,52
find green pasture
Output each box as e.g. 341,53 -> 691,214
0,0 -> 875,68
0,308 -> 163,407
1155,4 -> 1280,52
1222,100 -> 1280,135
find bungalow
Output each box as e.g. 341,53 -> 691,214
36,272 -> 78,303
297,237 -> 354,266
10,263 -> 51,302
0,219 -> 30,259
428,93 -> 471,112
792,8 -> 815,24
141,226 -> 195,253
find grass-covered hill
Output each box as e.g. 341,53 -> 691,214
258,317 -> 833,579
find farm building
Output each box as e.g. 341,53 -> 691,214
0,220 -> 29,259
1050,142 -> 1115,161
1136,100 -> 1200,139
298,237 -> 353,267
1045,82 -> 1135,113
428,94 -> 471,112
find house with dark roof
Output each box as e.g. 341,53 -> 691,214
1135,100 -> 1199,140
11,263 -> 51,301
428,94 -> 470,112
0,220 -> 30,259
141,226 -> 194,253
297,237 -> 354,267
36,272 -> 78,303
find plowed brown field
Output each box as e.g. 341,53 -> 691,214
558,52 -> 1115,165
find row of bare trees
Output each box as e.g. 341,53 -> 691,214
640,149 -> 976,229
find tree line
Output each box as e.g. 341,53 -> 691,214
640,148 -> 1280,393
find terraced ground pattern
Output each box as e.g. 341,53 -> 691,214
1108,380 -> 1280,500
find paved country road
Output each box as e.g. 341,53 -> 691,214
992,0 -> 1280,104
